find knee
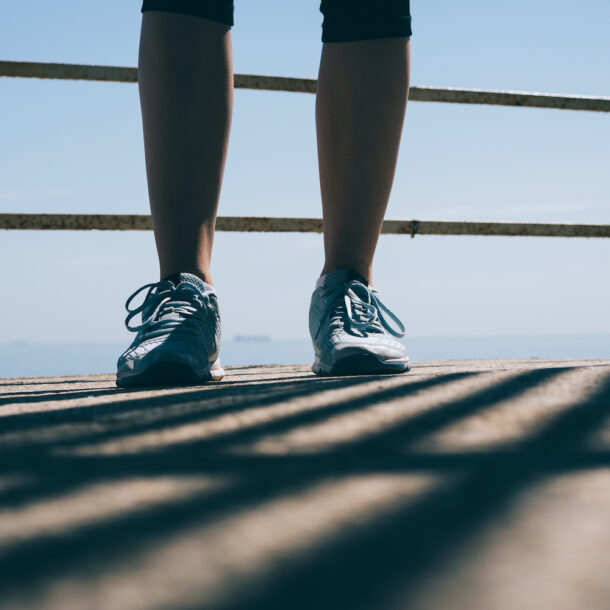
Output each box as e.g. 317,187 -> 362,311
320,0 -> 412,43
141,0 -> 234,27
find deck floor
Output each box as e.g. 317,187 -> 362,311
1,359 -> 609,609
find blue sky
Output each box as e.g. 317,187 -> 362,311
1,0 -> 609,346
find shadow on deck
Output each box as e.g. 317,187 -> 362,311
0,359 -> 609,609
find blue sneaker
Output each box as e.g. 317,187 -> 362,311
116,273 -> 224,387
309,269 -> 410,376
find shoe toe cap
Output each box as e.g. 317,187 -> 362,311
118,337 -> 213,376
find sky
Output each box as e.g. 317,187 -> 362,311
1,0 -> 609,347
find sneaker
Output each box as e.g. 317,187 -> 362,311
309,269 -> 410,376
116,273 -> 224,388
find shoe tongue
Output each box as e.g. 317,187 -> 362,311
163,273 -> 212,294
322,269 -> 368,290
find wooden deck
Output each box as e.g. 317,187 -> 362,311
1,359 -> 609,609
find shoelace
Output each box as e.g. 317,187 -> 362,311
124,280 -> 208,335
316,280 -> 405,339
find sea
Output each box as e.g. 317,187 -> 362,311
1,334 -> 608,378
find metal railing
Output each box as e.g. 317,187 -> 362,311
1,213 -> 609,238
1,59 -> 609,238
3,60 -> 610,112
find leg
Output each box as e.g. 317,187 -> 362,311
139,9 -> 233,285
308,1 -> 412,376
316,1 -> 411,283
117,3 -> 234,388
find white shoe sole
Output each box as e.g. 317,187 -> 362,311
313,353 -> 410,376
117,358 -> 224,388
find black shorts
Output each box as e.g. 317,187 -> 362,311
141,1 -> 412,43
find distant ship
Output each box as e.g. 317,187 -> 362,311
233,335 -> 272,343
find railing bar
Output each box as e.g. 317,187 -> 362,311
1,214 -> 609,238
1,60 -> 610,112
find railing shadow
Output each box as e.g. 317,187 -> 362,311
0,364 -> 608,609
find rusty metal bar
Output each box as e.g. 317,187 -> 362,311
0,61 -> 138,84
2,60 -> 610,112
1,214 -> 609,238
408,86 -> 610,112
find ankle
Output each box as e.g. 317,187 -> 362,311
160,267 -> 213,286
321,263 -> 372,285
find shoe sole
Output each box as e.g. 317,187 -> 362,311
117,360 -> 224,388
313,354 -> 411,376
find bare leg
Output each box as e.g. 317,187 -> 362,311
316,38 -> 410,283
138,12 -> 233,285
